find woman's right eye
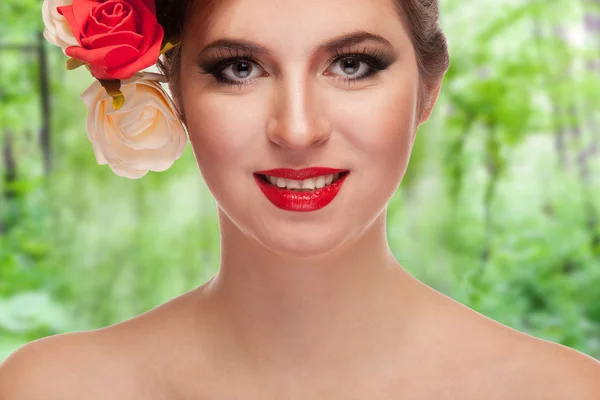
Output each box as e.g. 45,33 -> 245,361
214,60 -> 265,84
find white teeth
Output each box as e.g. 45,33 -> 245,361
286,179 -> 301,189
263,173 -> 343,190
301,178 -> 316,189
315,176 -> 325,188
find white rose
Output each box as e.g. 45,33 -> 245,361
42,0 -> 79,52
81,73 -> 188,179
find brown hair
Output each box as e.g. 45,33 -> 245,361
155,0 -> 450,122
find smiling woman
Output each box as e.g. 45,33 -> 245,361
2,0 -> 600,398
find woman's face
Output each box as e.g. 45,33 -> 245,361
179,0 -> 437,257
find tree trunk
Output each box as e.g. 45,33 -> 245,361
1,131 -> 18,235
38,31 -> 52,175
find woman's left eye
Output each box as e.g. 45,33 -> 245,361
327,57 -> 377,80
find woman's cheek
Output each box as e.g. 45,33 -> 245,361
186,93 -> 257,163
328,86 -> 417,157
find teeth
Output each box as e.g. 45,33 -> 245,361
301,178 -> 316,189
287,179 -> 301,189
264,173 -> 344,191
315,176 -> 325,188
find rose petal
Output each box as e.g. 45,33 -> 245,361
102,109 -> 167,165
123,0 -> 159,55
118,80 -> 159,109
106,23 -> 163,79
59,0 -> 163,80
115,103 -> 156,138
109,161 -> 149,179
82,75 -> 187,179
118,105 -> 153,137
96,2 -> 131,25
108,8 -> 139,34
56,5 -> 83,45
103,44 -> 141,70
87,1 -> 136,35
57,0 -> 101,40
81,31 -> 143,50
121,107 -> 171,150
55,20 -> 80,47
81,79 -> 105,109
88,100 -> 109,164
66,43 -> 140,79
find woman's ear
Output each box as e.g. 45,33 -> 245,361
170,84 -> 188,128
417,79 -> 443,127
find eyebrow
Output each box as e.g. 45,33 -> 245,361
197,30 -> 393,58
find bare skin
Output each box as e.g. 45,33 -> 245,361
62,272 -> 585,400
2,266 -> 599,399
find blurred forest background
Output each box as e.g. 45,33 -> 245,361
1,0 -> 600,362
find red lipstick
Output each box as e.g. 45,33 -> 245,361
253,167 -> 350,212
254,167 -> 348,180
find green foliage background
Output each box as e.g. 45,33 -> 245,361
1,0 -> 600,361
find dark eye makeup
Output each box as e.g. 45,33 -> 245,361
196,45 -> 395,90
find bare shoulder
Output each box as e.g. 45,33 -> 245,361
422,286 -> 600,399
0,333 -> 84,399
460,310 -> 600,399
0,330 -> 153,400
0,291 -> 205,400
507,335 -> 600,399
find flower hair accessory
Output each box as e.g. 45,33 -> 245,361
42,0 -> 187,179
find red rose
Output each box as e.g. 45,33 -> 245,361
57,0 -> 164,80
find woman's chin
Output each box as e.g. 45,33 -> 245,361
217,202 -> 362,259
258,228 -> 354,259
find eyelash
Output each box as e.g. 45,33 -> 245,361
198,46 -> 392,90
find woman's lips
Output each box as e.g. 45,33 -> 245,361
253,171 -> 349,212
254,167 -> 348,180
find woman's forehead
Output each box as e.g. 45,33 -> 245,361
186,0 -> 407,52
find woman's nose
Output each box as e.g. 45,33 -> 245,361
266,76 -> 332,151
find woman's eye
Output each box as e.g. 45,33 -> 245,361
206,53 -> 386,87
328,57 -> 374,79
220,60 -> 263,82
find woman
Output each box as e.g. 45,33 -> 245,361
1,0 -> 600,398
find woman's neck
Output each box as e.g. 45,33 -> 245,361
198,208 -> 429,377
